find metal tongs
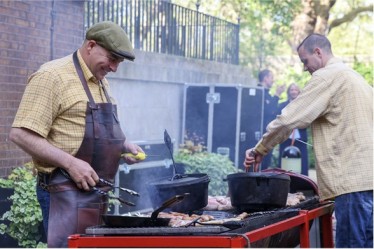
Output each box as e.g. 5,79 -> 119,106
98,177 -> 139,197
59,168 -> 138,206
90,186 -> 136,206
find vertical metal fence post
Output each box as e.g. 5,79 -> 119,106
84,0 -> 240,65
236,16 -> 241,65
195,0 -> 200,59
135,0 -> 140,49
209,18 -> 214,61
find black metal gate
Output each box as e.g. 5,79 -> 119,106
85,0 -> 239,64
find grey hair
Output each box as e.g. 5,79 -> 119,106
287,83 -> 300,100
297,34 -> 332,55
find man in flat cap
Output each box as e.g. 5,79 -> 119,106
10,21 -> 144,247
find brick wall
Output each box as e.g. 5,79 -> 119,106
0,0 -> 85,177
0,0 -> 255,178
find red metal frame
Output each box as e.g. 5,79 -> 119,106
68,202 -> 334,248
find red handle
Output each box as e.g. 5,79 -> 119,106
291,130 -> 296,146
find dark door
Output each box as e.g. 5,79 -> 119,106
238,87 -> 264,171
211,86 -> 238,163
183,86 -> 210,147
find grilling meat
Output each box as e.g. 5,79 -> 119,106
135,192 -> 306,228
202,195 -> 234,211
195,218 -> 241,225
286,192 -> 306,206
196,212 -> 248,225
139,210 -> 248,227
167,213 -> 216,227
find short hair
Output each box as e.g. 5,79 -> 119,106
258,69 -> 272,82
297,33 -> 332,55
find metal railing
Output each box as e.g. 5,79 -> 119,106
84,0 -> 240,64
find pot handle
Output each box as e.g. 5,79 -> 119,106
150,193 -> 190,220
245,149 -> 256,173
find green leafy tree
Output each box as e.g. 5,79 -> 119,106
172,0 -> 373,72
173,0 -> 373,168
353,58 -> 373,86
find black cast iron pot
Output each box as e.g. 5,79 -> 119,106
146,173 -> 210,213
226,172 -> 291,212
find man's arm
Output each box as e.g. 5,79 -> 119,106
9,127 -> 98,191
258,75 -> 331,154
274,84 -> 286,97
268,84 -> 286,113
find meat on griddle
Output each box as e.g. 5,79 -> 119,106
286,192 -> 306,206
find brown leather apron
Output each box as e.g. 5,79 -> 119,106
46,51 -> 126,248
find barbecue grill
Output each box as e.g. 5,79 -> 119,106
69,198 -> 334,248
68,171 -> 335,248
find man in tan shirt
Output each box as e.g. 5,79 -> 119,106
244,34 -> 373,248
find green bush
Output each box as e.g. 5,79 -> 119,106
0,162 -> 46,248
174,152 -> 241,196
174,134 -> 242,196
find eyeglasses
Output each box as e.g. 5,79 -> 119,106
95,44 -> 123,64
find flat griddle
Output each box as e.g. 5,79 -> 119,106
102,193 -> 189,227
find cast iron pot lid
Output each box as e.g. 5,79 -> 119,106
262,168 -> 318,196
146,173 -> 210,188
226,172 -> 290,181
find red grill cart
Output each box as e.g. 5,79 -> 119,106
68,201 -> 334,248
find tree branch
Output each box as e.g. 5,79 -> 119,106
328,5 -> 373,33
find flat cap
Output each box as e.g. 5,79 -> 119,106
86,21 -> 135,61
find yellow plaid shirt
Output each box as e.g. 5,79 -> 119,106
256,58 -> 373,200
12,51 -> 115,173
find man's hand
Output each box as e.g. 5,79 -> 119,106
9,127 -> 98,191
243,148 -> 263,172
64,158 -> 99,191
122,142 -> 145,165
275,84 -> 286,97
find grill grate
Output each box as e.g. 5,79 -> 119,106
202,211 -> 236,220
86,196 -> 320,236
86,225 -> 229,236
222,210 -> 300,235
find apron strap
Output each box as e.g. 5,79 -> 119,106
73,50 -> 112,105
73,50 -> 115,139
73,51 -> 96,106
99,80 -> 112,104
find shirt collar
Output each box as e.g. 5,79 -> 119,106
325,57 -> 341,67
77,50 -> 99,84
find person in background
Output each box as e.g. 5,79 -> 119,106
9,21 -> 144,247
257,69 -> 286,169
244,34 -> 373,248
277,83 -> 309,175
